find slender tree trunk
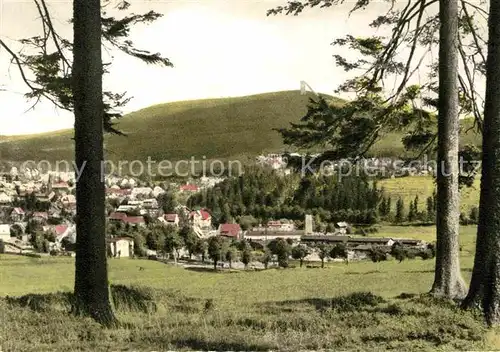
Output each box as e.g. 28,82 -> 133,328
430,0 -> 466,299
72,0 -> 116,326
462,193 -> 489,309
300,259 -> 303,268
321,259 -> 324,268
213,260 -> 217,270
463,0 -> 500,325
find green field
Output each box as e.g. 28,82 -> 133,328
0,91 -> 482,166
2,225 -> 499,351
379,176 -> 481,213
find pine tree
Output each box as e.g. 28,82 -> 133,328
395,198 -> 405,224
379,197 -> 387,217
386,197 -> 392,217
427,196 -> 435,223
407,200 -> 415,222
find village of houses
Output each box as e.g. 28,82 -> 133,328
0,156 -> 429,268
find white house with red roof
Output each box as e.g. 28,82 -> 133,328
162,213 -> 179,227
218,223 -> 242,239
52,181 -> 70,193
122,216 -> 146,227
32,212 -> 49,223
109,212 -> 128,222
10,207 -> 25,222
189,209 -> 211,228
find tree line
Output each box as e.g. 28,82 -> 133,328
187,168 -> 383,226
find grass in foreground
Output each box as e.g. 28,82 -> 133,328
0,226 -> 498,352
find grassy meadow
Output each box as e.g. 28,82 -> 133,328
378,176 -> 481,213
1,225 -> 499,351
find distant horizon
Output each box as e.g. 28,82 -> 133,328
0,0 -> 402,135
0,88 -> 327,137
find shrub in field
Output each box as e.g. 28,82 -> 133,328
369,247 -> 388,262
331,292 -> 386,312
241,247 -> 253,268
267,238 -> 291,268
208,236 -> 228,270
330,243 -> 348,264
390,243 -> 406,263
417,249 -> 434,260
291,245 -> 310,267
259,248 -> 272,269
225,246 -> 238,269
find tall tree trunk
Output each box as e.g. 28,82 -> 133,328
463,0 -> 500,325
430,0 -> 466,299
72,0 -> 116,326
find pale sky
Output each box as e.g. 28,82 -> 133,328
0,0 -> 439,135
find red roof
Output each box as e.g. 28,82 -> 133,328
180,184 -> 199,192
219,224 -> 242,237
200,209 -> 211,220
12,207 -> 25,215
55,225 -> 68,236
164,213 -> 178,222
190,209 -> 211,220
123,216 -> 145,224
109,212 -> 127,221
53,182 -> 69,188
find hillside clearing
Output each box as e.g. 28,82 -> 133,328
378,176 -> 480,213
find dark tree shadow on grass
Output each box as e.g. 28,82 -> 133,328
184,266 -> 241,274
5,284 -> 157,314
403,268 -> 473,274
171,337 -> 273,351
5,291 -> 74,312
260,291 -> 387,314
344,270 -> 383,275
110,284 -> 157,313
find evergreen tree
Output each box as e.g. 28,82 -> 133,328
427,196 -> 435,223
413,195 -> 419,218
386,197 -> 392,218
407,202 -> 415,223
395,198 -> 405,224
